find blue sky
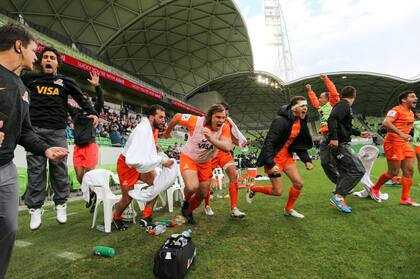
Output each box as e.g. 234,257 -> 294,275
234,0 -> 420,81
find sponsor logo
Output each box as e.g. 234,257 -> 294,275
36,85 -> 60,96
198,139 -> 213,150
387,110 -> 397,117
182,114 -> 191,121
54,79 -> 64,87
22,91 -> 29,103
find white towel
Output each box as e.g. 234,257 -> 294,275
122,117 -> 165,173
227,117 -> 248,151
128,159 -> 178,202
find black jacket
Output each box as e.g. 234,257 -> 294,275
0,65 -> 49,167
327,99 -> 361,143
68,86 -> 104,146
21,73 -> 97,130
257,105 -> 313,169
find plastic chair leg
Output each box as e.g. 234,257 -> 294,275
91,200 -> 101,229
103,200 -> 114,233
167,188 -> 175,213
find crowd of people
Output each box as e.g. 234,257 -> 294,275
1,23 -> 420,279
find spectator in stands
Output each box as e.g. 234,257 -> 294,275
110,124 -> 123,146
0,24 -> 68,279
22,46 -> 99,231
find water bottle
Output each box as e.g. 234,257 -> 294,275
147,224 -> 167,235
93,246 -> 115,257
181,228 -> 192,238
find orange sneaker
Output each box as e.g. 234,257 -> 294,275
369,186 -> 382,202
399,199 -> 420,207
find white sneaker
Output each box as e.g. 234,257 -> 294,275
204,206 -> 214,216
246,188 -> 255,204
56,203 -> 67,224
284,209 -> 305,218
29,208 -> 44,230
230,207 -> 246,218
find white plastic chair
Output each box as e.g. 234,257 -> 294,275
83,169 -> 123,233
212,168 -> 224,190
166,165 -> 185,212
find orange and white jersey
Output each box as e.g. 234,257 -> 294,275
385,105 -> 414,143
178,114 -> 230,164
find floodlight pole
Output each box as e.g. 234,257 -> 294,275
263,0 -> 295,82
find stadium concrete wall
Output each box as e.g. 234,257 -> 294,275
13,145 -> 122,168
187,91 -> 226,112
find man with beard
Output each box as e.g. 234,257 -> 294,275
369,91 -> 420,206
246,96 -> 314,218
113,105 -> 175,230
21,46 -> 99,230
203,102 -> 247,218
164,104 -> 233,224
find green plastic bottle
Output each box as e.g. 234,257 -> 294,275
94,246 -> 115,257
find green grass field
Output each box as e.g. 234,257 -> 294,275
8,158 -> 420,279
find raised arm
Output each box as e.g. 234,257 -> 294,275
163,113 -> 182,139
306,84 -> 320,109
321,74 -> 340,106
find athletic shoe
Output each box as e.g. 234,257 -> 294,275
29,208 -> 44,230
204,206 -> 214,216
329,195 -> 352,213
246,188 -> 255,204
113,219 -> 128,231
181,200 -> 190,218
283,209 -> 304,218
400,199 -> 420,207
230,207 -> 246,218
139,217 -> 155,229
56,203 -> 67,224
181,200 -> 196,224
369,186 -> 382,202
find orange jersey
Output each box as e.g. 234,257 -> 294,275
178,114 -> 231,163
384,105 -> 414,143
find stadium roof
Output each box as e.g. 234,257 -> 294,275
187,71 -> 286,130
2,0 -> 253,99
188,71 -> 420,130
286,71 -> 420,117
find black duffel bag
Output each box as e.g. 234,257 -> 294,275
153,235 -> 196,279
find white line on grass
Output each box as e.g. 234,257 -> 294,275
14,240 -> 33,248
57,251 -> 83,261
47,212 -> 78,220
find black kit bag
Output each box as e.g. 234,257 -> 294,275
153,235 -> 196,279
